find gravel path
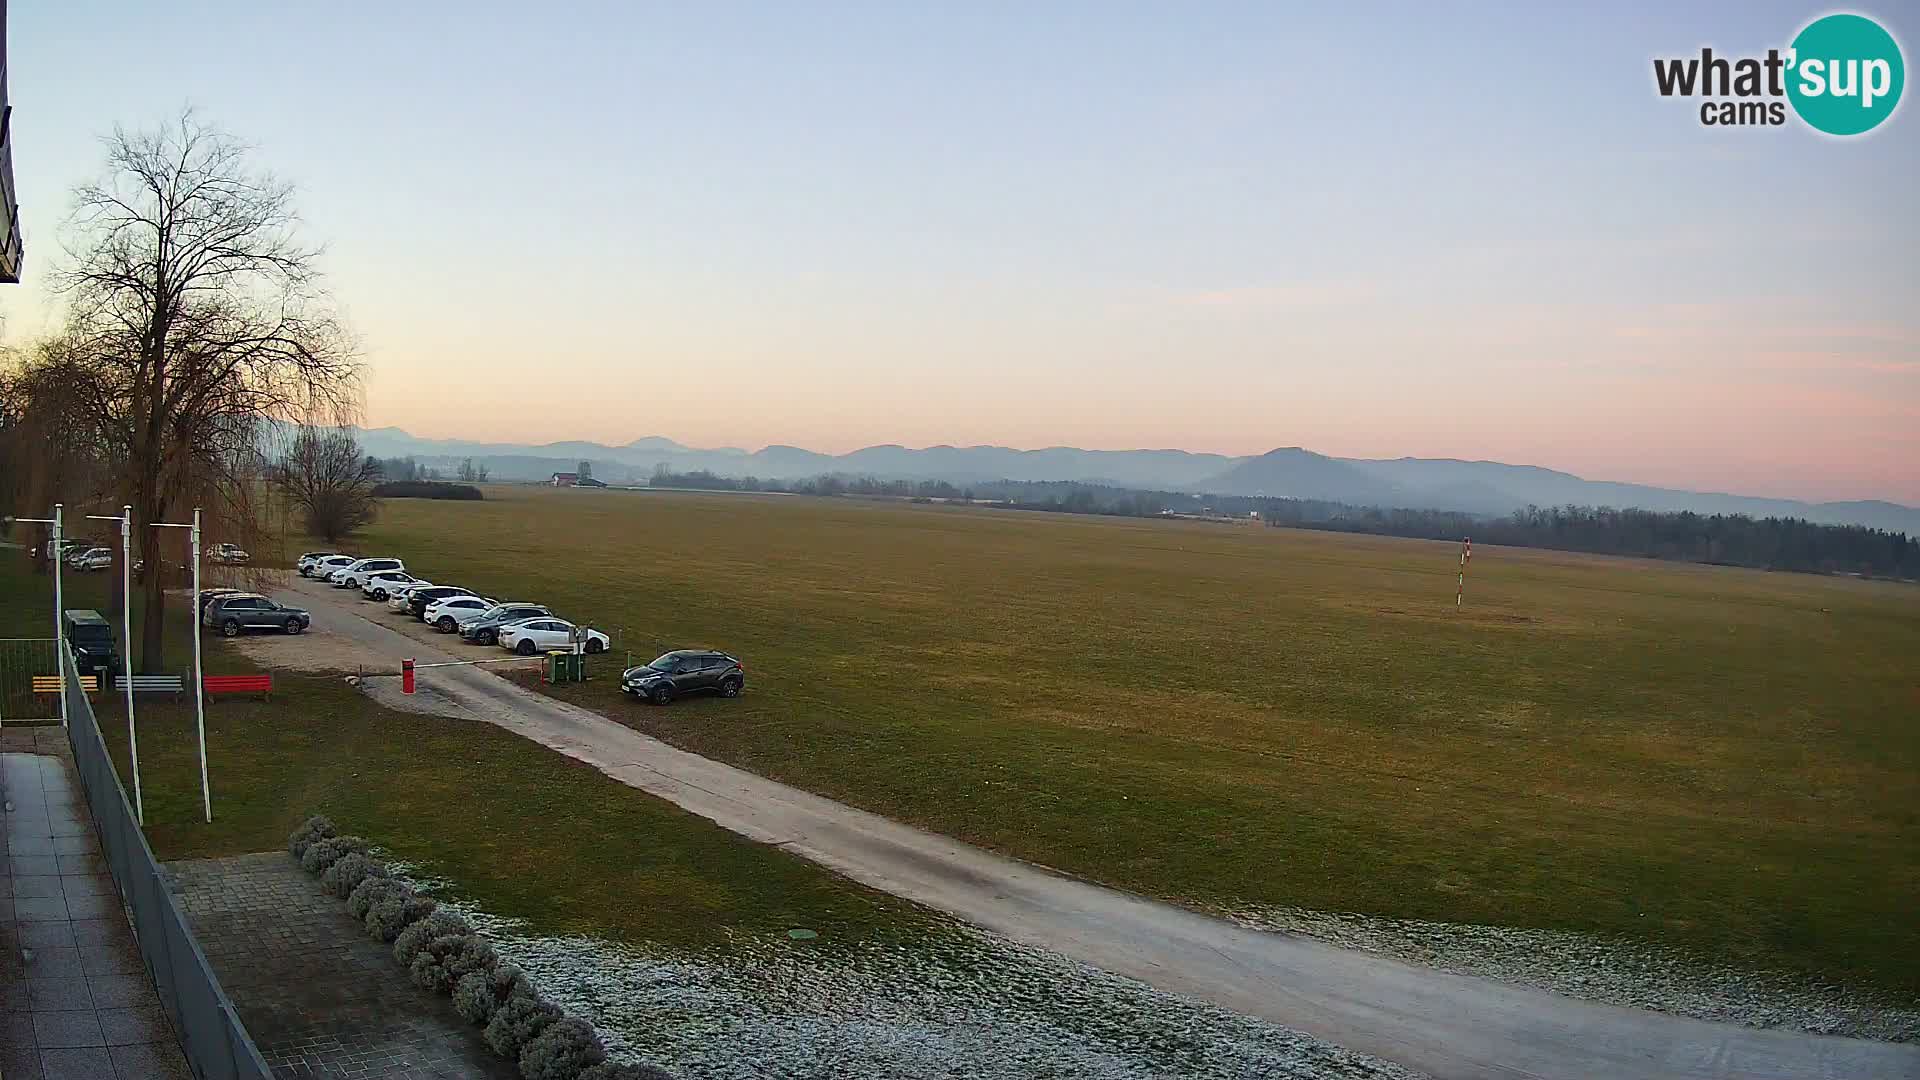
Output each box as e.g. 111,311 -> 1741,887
251,574 -> 1920,1080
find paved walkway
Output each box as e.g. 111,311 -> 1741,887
1,730 -> 192,1080
285,572 -> 1920,1080
166,853 -> 515,1080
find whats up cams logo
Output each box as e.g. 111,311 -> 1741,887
1653,12 -> 1905,135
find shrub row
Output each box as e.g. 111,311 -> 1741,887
286,816 -> 671,1080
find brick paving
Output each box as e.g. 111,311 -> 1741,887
2,727 -> 192,1080
165,853 -> 516,1080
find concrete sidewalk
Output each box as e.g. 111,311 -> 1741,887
1,730 -> 191,1080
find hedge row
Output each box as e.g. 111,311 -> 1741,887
287,816 -> 671,1080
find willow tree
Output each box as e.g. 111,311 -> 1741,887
55,113 -> 357,669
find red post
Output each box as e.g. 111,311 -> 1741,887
402,658 -> 415,695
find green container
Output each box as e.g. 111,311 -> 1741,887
545,651 -> 584,684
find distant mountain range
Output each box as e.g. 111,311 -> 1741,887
348,427 -> 1920,534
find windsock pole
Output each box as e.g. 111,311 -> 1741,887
1456,537 -> 1472,610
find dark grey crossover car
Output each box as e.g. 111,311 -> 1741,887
201,593 -> 311,636
621,651 -> 745,704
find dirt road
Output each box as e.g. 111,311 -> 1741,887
257,574 -> 1920,1080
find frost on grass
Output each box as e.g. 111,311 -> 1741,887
1219,904 -> 1920,1044
411,894 -> 1418,1080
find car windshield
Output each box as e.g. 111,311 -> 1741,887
646,653 -> 684,671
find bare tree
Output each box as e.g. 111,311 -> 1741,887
274,426 -> 380,541
50,112 -> 358,669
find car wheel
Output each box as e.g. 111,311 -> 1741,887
221,619 -> 241,638
285,618 -> 304,635
478,631 -> 496,646
650,685 -> 675,705
585,639 -> 605,654
515,638 -> 535,656
373,588 -> 388,600
437,617 -> 456,632
720,677 -> 743,698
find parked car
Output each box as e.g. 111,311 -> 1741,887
457,603 -> 552,646
202,593 -> 311,636
196,588 -> 248,622
63,609 -> 118,678
621,651 -> 745,704
305,554 -> 357,579
67,545 -> 109,568
497,617 -> 610,656
330,557 -> 405,589
295,551 -> 337,574
209,542 -> 252,565
360,570 -> 424,601
407,586 -> 481,619
73,547 -> 114,571
386,581 -> 438,611
424,594 -> 496,632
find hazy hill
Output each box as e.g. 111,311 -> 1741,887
344,426 -> 1920,533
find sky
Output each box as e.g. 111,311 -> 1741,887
4,2 -> 1916,503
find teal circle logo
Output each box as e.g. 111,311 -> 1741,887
1786,13 -> 1905,135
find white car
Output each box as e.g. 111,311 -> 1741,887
74,548 -> 113,571
210,542 -> 251,565
360,570 -> 423,601
332,557 -> 406,589
385,581 -> 437,611
423,594 -> 494,632
305,554 -> 356,579
295,551 -> 338,574
497,617 -> 610,656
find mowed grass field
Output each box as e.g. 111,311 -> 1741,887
0,555 -> 925,950
320,486 -> 1920,996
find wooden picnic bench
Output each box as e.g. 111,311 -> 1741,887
202,673 -> 273,700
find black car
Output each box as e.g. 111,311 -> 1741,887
195,588 -> 247,621
456,603 -> 550,646
406,585 -> 476,619
202,593 -> 311,636
63,609 -> 117,678
622,651 -> 745,705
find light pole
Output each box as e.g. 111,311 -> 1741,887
153,507 -> 211,822
6,505 -> 67,731
87,506 -> 142,824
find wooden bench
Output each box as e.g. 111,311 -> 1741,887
114,674 -> 186,697
32,674 -> 99,694
203,673 -> 273,700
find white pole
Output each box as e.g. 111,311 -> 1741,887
121,507 -> 143,824
53,504 -> 67,731
191,507 -> 210,822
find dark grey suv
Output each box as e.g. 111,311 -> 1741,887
621,651 -> 745,704
202,594 -> 311,636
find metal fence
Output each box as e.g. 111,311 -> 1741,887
61,648 -> 274,1080
0,637 -> 60,724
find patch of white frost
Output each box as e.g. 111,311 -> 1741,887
394,874 -> 1422,1079
1218,905 -> 1918,1044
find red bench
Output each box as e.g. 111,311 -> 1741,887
203,674 -> 273,700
